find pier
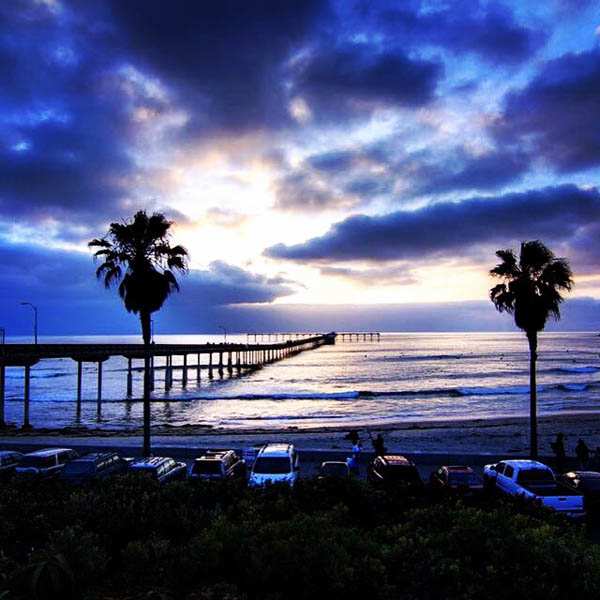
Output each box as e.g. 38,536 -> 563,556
0,333 -> 335,428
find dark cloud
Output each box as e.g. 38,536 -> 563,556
182,261 -> 295,305
306,150 -> 355,173
106,0 -> 328,132
373,1 -> 546,65
284,144 -> 530,211
493,49 -> 600,173
407,148 -> 531,196
294,47 -> 443,115
0,240 -> 295,335
345,177 -> 393,198
266,184 -> 600,263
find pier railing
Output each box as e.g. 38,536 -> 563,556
337,332 -> 381,341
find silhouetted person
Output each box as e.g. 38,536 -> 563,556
576,438 -> 590,467
347,454 -> 359,476
551,433 -> 566,471
344,429 -> 360,446
372,433 -> 386,457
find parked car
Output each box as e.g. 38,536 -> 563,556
367,455 -> 424,490
189,450 -> 246,482
248,443 -> 299,487
0,450 -> 23,478
130,456 -> 187,484
60,451 -> 132,484
15,448 -> 78,479
557,471 -> 600,512
318,461 -> 351,479
483,459 -> 584,519
429,465 -> 484,495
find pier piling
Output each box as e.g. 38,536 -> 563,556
76,361 -> 83,415
0,365 -> 5,427
126,358 -> 133,397
23,365 -> 31,429
96,361 -> 103,413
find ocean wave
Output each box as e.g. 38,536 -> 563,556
456,385 -> 531,396
547,366 -> 600,374
7,380 -> 597,405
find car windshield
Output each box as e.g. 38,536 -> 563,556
387,465 -> 421,482
20,455 -> 55,468
517,469 -> 555,485
63,462 -> 95,476
321,463 -> 348,477
193,461 -> 222,475
253,456 -> 291,474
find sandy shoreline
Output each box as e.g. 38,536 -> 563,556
2,411 -> 599,455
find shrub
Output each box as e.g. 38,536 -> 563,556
1,475 -> 599,599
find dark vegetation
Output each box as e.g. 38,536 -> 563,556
1,475 -> 599,600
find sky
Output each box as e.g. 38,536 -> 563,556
1,0 -> 600,335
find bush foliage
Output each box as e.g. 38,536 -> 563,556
0,475 -> 599,599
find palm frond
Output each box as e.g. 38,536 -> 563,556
519,240 -> 554,274
490,240 -> 573,333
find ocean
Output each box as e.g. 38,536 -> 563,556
2,332 -> 600,430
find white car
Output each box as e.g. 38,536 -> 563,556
248,443 -> 299,487
483,459 -> 585,519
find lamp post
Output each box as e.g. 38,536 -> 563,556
219,325 -> 227,344
20,302 -> 38,344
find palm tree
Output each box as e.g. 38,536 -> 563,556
490,240 -> 573,458
89,211 -> 188,456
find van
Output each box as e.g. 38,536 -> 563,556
15,448 -> 78,478
248,443 -> 299,487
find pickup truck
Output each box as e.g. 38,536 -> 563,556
483,459 -> 585,519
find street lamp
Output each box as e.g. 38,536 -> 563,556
20,302 -> 38,344
218,325 -> 227,344
150,318 -> 155,343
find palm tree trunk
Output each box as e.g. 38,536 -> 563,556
527,330 -> 538,459
140,311 -> 152,457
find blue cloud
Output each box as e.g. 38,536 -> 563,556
295,47 -> 443,114
494,49 -> 600,172
366,0 -> 547,65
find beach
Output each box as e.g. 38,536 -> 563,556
2,412 -> 599,458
